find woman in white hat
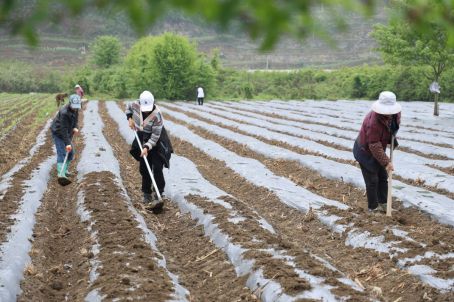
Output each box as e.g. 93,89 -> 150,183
353,91 -> 401,212
126,90 -> 172,211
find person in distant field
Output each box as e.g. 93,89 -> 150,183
197,86 -> 204,105
353,91 -> 401,213
126,90 -> 173,211
75,84 -> 84,98
51,94 -> 81,180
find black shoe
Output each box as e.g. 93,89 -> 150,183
143,193 -> 152,204
378,203 -> 387,213
147,192 -> 164,210
368,206 -> 382,214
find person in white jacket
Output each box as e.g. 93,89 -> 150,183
197,86 -> 204,105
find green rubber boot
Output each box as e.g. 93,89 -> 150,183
64,160 -> 72,177
57,163 -> 65,177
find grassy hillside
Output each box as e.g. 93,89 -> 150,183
0,5 -> 387,69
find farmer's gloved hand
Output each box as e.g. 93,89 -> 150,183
73,128 -> 79,135
66,145 -> 72,152
386,162 -> 394,173
128,118 -> 136,130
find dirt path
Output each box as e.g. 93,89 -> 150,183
161,111 -> 453,301
100,102 -> 256,302
18,111 -> 92,301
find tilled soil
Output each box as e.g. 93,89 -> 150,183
0,112 -> 48,176
76,171 -> 174,300
230,104 -> 454,149
0,128 -> 54,244
207,105 -> 452,161
165,105 -> 453,199
162,110 -> 454,301
19,109 -> 91,302
99,102 -> 257,302
204,109 -> 353,152
162,106 -> 454,246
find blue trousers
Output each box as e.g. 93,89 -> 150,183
52,132 -> 74,163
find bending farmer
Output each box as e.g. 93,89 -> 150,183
126,90 -> 171,210
51,94 -> 81,180
353,91 -> 401,213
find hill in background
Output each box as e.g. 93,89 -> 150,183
0,4 -> 387,70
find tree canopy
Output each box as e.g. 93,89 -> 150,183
372,0 -> 454,115
91,36 -> 122,68
124,33 -> 214,99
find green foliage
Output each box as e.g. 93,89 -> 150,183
124,33 -> 214,100
124,36 -> 160,95
372,0 -> 454,114
67,66 -> 92,95
372,1 -> 454,82
4,0 -> 446,50
152,33 -> 197,99
91,35 -> 122,68
92,66 -> 129,98
0,60 -> 64,93
209,65 -> 453,103
210,48 -> 221,71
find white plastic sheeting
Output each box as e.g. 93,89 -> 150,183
237,100 -> 454,146
107,101 -> 364,301
0,119 -> 52,200
0,156 -> 55,302
250,99 -> 454,141
206,102 -> 454,163
109,101 -> 453,292
78,101 -> 189,301
174,102 -> 454,193
160,105 -> 454,227
76,191 -> 103,302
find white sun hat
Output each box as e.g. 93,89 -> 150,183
139,90 -> 155,112
371,91 -> 401,115
75,84 -> 81,89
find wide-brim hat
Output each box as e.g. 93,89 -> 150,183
69,94 -> 81,109
371,91 -> 401,115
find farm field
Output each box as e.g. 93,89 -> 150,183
0,95 -> 453,301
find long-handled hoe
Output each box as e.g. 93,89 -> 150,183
57,151 -> 72,186
386,135 -> 395,217
133,131 -> 164,211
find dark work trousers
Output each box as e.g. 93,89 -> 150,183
197,97 -> 204,105
139,148 -> 165,195
359,163 -> 388,210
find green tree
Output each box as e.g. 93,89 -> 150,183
152,33 -> 197,99
124,36 -> 160,96
124,33 -> 213,100
372,1 -> 454,115
91,35 -> 122,68
210,48 -> 222,71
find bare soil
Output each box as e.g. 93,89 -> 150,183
100,102 -> 257,301
161,107 -> 454,301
